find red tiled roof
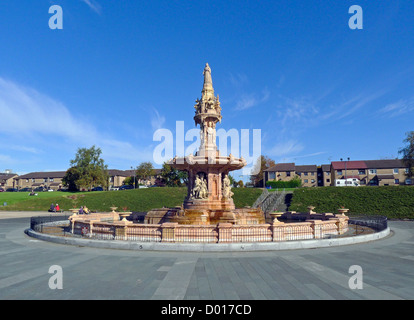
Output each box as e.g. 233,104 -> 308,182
331,161 -> 367,170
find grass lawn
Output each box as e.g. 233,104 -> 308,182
0,191 -> 90,211
0,187 -> 263,213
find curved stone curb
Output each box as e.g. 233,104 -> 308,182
25,227 -> 391,252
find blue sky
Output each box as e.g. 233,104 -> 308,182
0,1 -> 413,180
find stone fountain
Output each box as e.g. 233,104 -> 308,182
144,63 -> 265,225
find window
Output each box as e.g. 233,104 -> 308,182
304,179 -> 308,183
268,172 -> 275,180
395,179 -> 399,184
50,178 -> 54,182
304,172 -> 308,176
327,179 -> 330,183
311,179 -> 315,183
26,179 -> 29,183
405,168 -> 409,174
286,172 -> 291,177
393,169 -> 399,174
337,170 -> 342,175
358,169 -> 365,175
406,179 -> 412,185
369,169 -> 377,174
326,172 -> 330,176
311,172 -> 315,176
44,178 -> 48,183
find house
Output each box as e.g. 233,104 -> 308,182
107,169 -> 130,189
264,163 -> 296,185
295,165 -> 318,187
123,169 -> 163,186
318,164 -> 331,187
0,173 -> 18,189
264,163 -> 318,187
330,160 -> 368,186
331,159 -> 410,186
14,171 -> 66,191
364,159 -> 410,186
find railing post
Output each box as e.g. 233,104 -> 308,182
218,223 -> 233,243
272,221 -> 285,242
310,220 -> 323,239
161,223 -> 178,242
113,219 -> 132,240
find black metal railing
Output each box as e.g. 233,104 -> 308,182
347,215 -> 388,236
30,214 -> 71,236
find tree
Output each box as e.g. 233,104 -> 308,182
136,162 -> 155,185
123,176 -> 134,186
160,162 -> 188,187
250,155 -> 276,187
63,145 -> 108,191
399,131 -> 414,179
62,167 -> 80,191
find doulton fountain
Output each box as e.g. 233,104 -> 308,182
144,63 -> 265,225
56,63 -> 352,246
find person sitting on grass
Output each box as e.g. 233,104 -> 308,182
55,203 -> 60,212
78,206 -> 84,215
49,203 -> 55,212
83,206 -> 90,214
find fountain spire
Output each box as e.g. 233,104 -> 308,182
202,63 -> 214,100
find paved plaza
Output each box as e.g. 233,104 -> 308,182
0,212 -> 413,300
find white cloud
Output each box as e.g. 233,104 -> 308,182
0,77 -> 151,168
379,97 -> 414,117
81,0 -> 102,15
0,78 -> 88,139
151,108 -> 166,131
267,140 -> 304,158
229,73 -> 249,88
234,88 -> 270,111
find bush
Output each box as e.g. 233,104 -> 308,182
266,177 -> 302,189
289,186 -> 414,219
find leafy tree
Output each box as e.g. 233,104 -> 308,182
160,162 -> 188,187
63,145 -> 108,191
62,167 -> 80,191
123,176 -> 134,186
250,155 -> 276,187
136,162 -> 155,184
399,131 -> 414,178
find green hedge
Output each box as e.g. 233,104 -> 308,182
266,178 -> 301,189
289,186 -> 414,219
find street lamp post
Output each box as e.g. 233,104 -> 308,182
131,166 -> 136,189
340,157 -> 350,184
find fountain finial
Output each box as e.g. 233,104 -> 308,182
202,63 -> 214,100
